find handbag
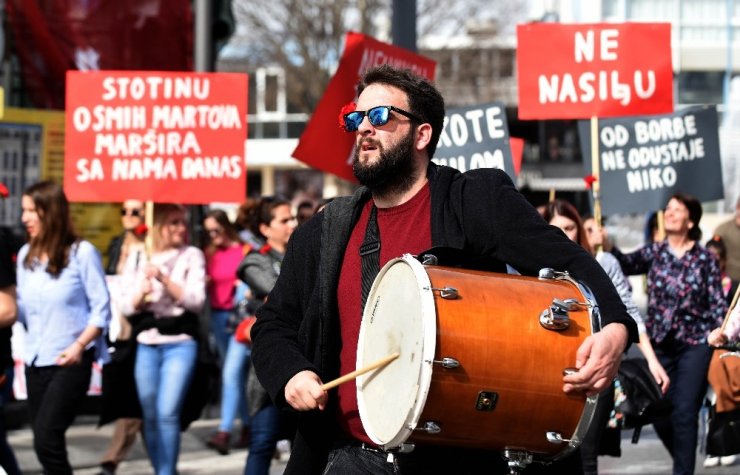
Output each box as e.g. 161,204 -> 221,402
615,357 -> 673,443
235,316 -> 256,345
706,406 -> 740,456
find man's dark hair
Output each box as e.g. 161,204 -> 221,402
357,64 -> 445,158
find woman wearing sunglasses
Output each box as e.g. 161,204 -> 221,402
106,200 -> 146,276
118,204 -> 206,475
98,200 -> 148,474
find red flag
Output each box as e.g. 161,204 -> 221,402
292,32 -> 436,182
6,0 -> 193,109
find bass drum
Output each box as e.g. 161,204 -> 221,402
356,254 -> 599,461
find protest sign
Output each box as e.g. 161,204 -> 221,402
517,23 -> 673,120
64,71 -> 248,203
432,102 -> 516,179
579,105 -> 723,215
292,32 -> 436,182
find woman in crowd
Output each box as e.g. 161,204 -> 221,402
16,181 -> 111,474
99,199 -> 147,475
705,236 -> 739,307
704,300 -> 740,468
204,209 -> 252,454
106,199 -> 147,275
543,200 -> 669,475
236,197 -> 296,475
608,193 -> 727,475
703,235 -> 739,468
119,203 -> 206,475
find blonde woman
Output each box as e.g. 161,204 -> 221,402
119,204 -> 206,475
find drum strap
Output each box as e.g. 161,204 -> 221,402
359,204 -> 381,313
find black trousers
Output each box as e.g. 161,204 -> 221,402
326,440 -> 584,474
25,350 -> 93,475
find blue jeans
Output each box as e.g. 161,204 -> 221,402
653,339 -> 712,475
135,340 -> 197,475
219,336 -> 251,432
244,404 -> 280,475
210,309 -> 232,362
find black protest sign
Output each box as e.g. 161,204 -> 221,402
433,102 -> 515,179
579,105 -> 723,215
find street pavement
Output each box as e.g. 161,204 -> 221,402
7,414 -> 288,475
6,413 -> 739,474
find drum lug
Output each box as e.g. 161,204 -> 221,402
539,297 -> 592,331
415,421 -> 442,434
432,357 -> 460,369
431,287 -> 458,299
539,307 -> 569,331
502,450 -> 533,474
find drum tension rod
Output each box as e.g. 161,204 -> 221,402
552,298 -> 591,311
546,431 -> 576,446
431,357 -> 460,369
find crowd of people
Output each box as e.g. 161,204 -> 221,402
0,64 -> 737,475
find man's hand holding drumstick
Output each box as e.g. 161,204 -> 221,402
285,352 -> 400,411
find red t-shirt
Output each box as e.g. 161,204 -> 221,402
336,183 -> 432,442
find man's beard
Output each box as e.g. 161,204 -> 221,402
352,130 -> 418,198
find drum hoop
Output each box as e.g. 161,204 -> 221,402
356,254 -> 437,449
543,275 -> 601,461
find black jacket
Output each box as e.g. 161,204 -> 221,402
105,233 -> 124,275
251,163 -> 637,474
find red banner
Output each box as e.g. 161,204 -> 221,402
292,32 -> 436,182
64,71 -> 248,204
510,137 -> 524,176
5,0 -> 193,110
517,23 -> 673,120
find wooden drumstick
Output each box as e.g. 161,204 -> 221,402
320,352 -> 400,391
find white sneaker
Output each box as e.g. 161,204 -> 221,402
704,456 -> 720,468
720,455 -> 737,466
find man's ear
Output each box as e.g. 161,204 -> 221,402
415,123 -> 433,152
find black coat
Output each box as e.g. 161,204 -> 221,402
251,163 -> 638,474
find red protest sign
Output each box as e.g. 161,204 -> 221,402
517,23 -> 673,120
292,32 -> 436,182
64,71 -> 248,204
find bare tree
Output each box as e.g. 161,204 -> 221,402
227,0 -> 525,112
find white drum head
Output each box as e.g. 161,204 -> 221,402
356,254 -> 437,449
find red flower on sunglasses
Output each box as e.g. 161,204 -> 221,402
338,102 -> 357,131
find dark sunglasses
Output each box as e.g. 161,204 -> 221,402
343,105 -> 423,132
121,208 -> 142,217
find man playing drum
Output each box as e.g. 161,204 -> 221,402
251,64 -> 638,474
